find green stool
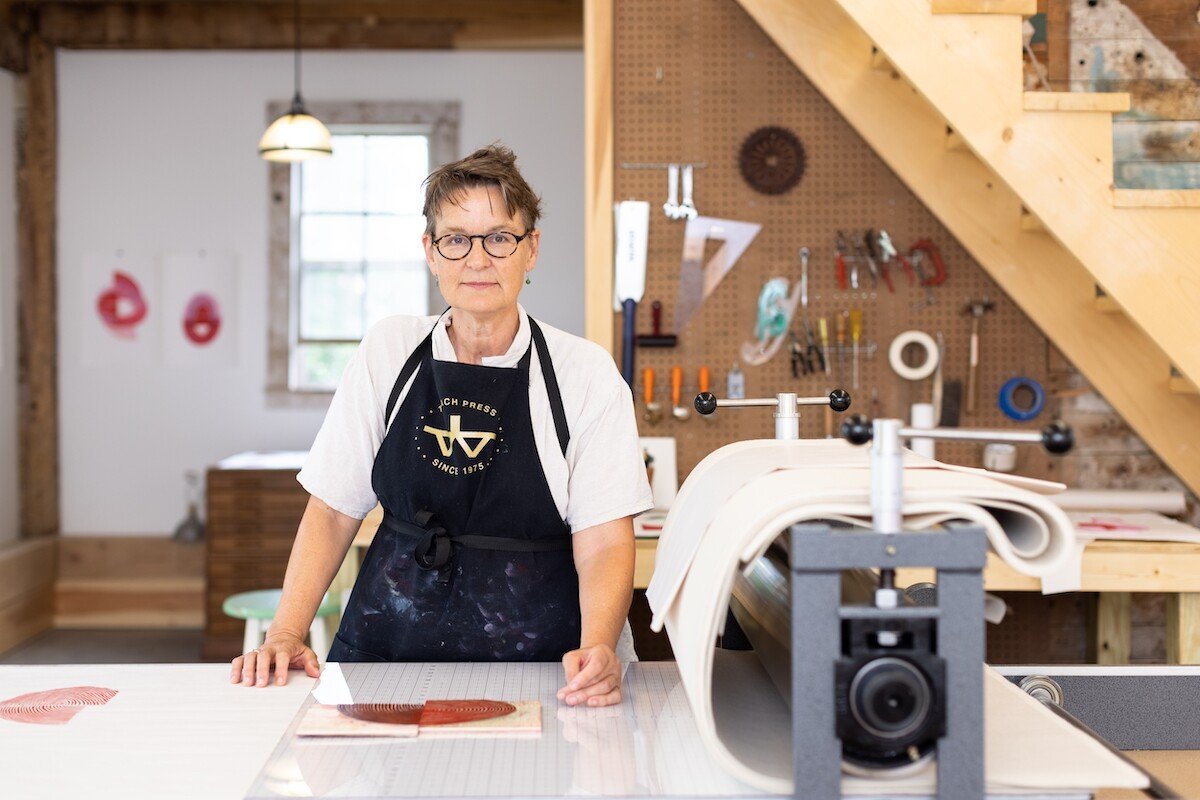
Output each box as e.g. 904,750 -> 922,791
222,589 -> 340,661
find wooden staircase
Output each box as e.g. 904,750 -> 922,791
735,0 -> 1200,494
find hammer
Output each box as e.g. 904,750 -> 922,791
965,297 -> 994,413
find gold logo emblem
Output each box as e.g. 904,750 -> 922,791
422,414 -> 497,459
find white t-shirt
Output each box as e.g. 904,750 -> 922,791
298,305 -> 653,661
298,305 -> 654,528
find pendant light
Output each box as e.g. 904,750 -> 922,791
258,0 -> 332,162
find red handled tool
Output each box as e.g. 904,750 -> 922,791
909,239 -> 947,286
835,231 -> 850,291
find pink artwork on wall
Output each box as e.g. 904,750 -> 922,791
95,271 -> 148,339
182,292 -> 222,346
0,686 -> 118,725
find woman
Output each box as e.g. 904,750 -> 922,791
230,145 -> 652,708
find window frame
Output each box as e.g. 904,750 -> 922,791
266,100 -> 460,406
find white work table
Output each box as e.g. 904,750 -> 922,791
4,662 -> 1198,799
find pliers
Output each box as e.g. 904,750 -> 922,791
790,331 -> 812,377
835,231 -> 854,291
878,230 -> 915,285
865,229 -> 893,293
853,233 -> 879,289
803,319 -> 825,374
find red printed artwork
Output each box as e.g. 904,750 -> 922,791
95,271 -> 148,338
182,293 -> 222,345
298,698 -> 540,738
0,686 -> 118,725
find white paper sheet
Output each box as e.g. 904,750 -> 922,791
648,439 -> 1075,630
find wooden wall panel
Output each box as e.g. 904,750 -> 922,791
0,539 -> 56,655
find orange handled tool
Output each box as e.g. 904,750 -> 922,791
642,367 -> 663,424
670,365 -> 690,421
698,365 -> 710,393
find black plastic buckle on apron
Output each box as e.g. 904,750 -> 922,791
382,509 -> 573,585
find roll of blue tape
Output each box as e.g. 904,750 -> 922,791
998,376 -> 1045,421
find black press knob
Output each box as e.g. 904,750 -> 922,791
841,414 -> 873,446
829,389 -> 852,413
695,392 -> 718,415
1042,421 -> 1074,455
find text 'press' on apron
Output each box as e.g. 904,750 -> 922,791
328,316 -> 581,663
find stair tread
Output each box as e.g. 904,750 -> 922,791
1113,189 -> 1200,208
932,0 -> 1036,13
1023,91 -> 1131,113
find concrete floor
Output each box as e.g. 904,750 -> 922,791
0,629 -> 206,665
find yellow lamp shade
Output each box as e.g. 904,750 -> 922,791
258,109 -> 333,162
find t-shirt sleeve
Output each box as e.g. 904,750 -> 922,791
296,333 -> 385,520
564,358 -> 654,533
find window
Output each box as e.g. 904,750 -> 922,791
267,102 -> 459,403
293,132 -> 431,390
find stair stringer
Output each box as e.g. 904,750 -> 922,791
734,0 -> 1200,495
833,0 -> 1200,388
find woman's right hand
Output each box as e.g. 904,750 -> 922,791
229,632 -> 321,687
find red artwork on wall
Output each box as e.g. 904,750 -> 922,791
95,271 -> 148,338
0,686 -> 118,725
182,292 -> 222,345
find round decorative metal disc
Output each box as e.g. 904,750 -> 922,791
738,126 -> 806,195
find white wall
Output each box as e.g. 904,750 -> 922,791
0,71 -> 19,546
58,51 -> 584,535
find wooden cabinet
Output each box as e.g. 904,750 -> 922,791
203,454 -> 309,660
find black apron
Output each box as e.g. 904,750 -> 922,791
327,315 -> 580,663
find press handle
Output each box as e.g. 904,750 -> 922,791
840,414 -> 1074,454
694,389 -> 851,416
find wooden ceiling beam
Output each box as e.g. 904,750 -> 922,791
19,2 -> 583,50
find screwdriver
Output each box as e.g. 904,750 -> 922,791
818,317 -> 831,375
849,308 -> 863,390
835,312 -> 846,387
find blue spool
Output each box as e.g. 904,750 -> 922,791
998,376 -> 1045,421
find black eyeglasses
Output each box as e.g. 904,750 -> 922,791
431,231 -> 531,260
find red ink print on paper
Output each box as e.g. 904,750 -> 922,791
0,686 -> 117,725
182,293 -> 221,345
96,271 -> 148,338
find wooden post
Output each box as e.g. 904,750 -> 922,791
1096,591 -> 1131,665
1167,593 -> 1200,665
16,36 -> 59,540
583,0 -> 614,353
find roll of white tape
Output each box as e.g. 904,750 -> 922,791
909,402 -> 936,459
889,331 -> 939,381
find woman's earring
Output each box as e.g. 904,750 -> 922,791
434,275 -> 439,285
525,275 -> 532,285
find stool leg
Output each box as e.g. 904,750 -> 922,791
309,617 -> 329,663
243,619 -> 262,654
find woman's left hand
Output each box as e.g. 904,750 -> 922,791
558,644 -> 622,707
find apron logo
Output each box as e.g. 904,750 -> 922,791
422,415 -> 497,459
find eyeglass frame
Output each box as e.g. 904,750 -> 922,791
430,230 -> 534,261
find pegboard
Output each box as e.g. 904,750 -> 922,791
613,0 -> 1055,482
